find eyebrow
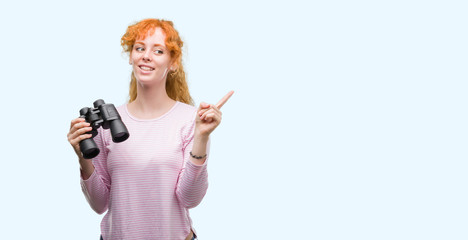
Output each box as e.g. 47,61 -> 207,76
134,41 -> 167,48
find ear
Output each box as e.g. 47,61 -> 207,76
170,62 -> 178,71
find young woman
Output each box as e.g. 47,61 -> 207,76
67,18 -> 233,240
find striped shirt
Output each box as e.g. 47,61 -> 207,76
80,101 -> 209,240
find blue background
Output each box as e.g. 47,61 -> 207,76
0,0 -> 466,239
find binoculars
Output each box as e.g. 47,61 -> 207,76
79,99 -> 130,159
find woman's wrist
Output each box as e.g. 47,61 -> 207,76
191,131 -> 209,165
194,130 -> 210,141
79,157 -> 95,180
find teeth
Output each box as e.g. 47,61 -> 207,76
140,66 -> 153,71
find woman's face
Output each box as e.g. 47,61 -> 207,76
130,27 -> 174,86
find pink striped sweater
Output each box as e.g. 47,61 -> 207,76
80,101 -> 209,240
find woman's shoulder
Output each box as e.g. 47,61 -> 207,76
175,101 -> 197,114
170,101 -> 197,124
115,103 -> 127,115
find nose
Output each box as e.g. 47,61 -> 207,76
142,49 -> 151,62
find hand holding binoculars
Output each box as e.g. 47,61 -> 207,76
79,99 -> 130,159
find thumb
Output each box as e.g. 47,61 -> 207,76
199,102 -> 210,109
197,102 -> 211,119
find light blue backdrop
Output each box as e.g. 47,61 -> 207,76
0,0 -> 466,239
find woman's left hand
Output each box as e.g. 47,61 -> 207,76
195,91 -> 234,137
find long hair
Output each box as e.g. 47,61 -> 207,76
121,19 -> 194,106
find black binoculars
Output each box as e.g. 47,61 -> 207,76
79,99 -> 130,159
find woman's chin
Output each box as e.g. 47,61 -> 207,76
136,77 -> 164,87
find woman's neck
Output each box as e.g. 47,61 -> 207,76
128,81 -> 176,119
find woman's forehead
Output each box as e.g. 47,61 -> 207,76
136,27 -> 166,45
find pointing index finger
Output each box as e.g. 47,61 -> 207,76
215,90 -> 234,109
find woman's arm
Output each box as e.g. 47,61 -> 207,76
189,133 -> 209,165
176,91 -> 233,208
68,118 -> 110,214
76,127 -> 111,215
175,119 -> 210,209
79,156 -> 95,180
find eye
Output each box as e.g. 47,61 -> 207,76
135,46 -> 144,52
154,49 -> 164,54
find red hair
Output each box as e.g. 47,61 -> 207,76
121,19 -> 193,105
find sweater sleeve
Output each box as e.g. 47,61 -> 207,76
175,117 -> 210,209
80,127 -> 111,214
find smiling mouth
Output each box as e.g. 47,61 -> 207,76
139,65 -> 155,71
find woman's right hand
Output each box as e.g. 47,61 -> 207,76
67,118 -> 93,158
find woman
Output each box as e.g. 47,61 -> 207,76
67,18 -> 233,240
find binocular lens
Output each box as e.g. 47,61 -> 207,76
114,132 -> 129,142
80,138 -> 100,159
83,148 -> 100,159
110,120 -> 130,143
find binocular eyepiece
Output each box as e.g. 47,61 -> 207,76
79,99 -> 130,159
